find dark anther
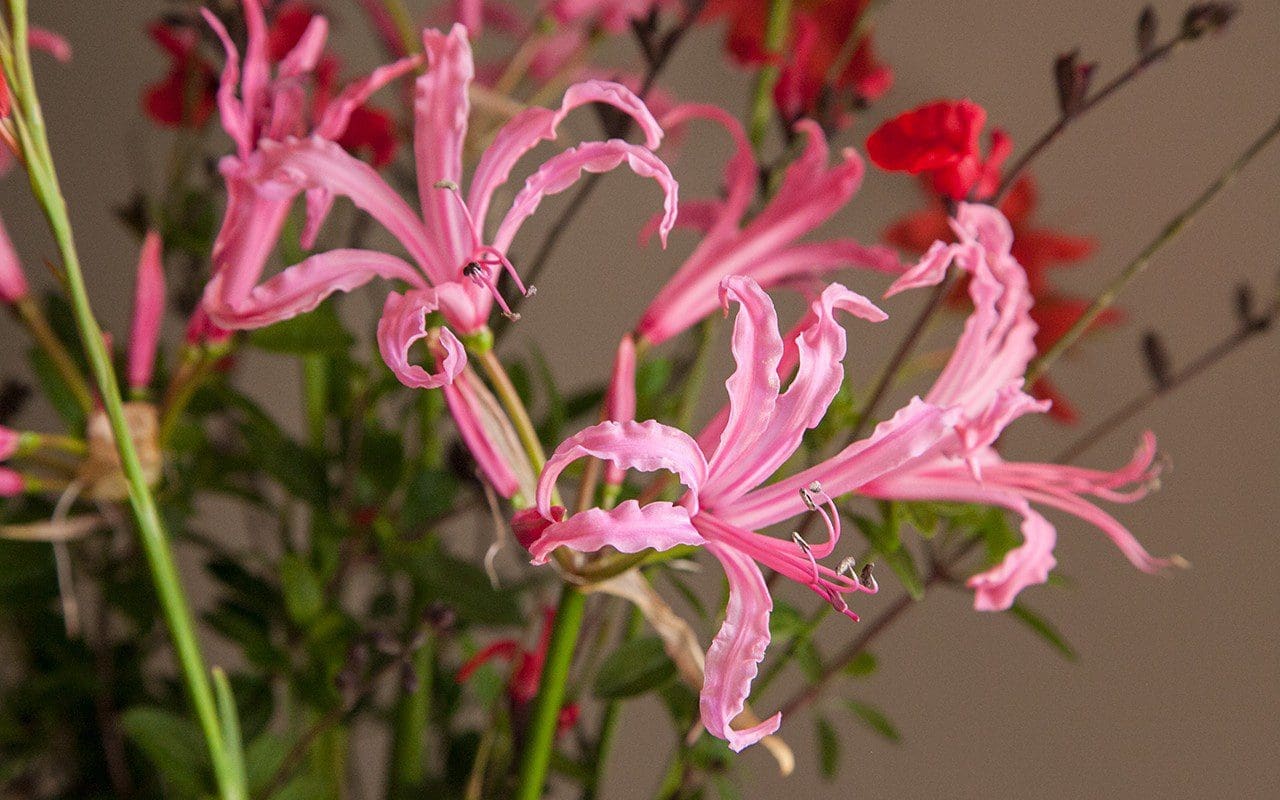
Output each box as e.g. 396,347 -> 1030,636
859,562 -> 878,592
462,261 -> 484,280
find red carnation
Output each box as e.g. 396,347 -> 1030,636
867,99 -> 1010,199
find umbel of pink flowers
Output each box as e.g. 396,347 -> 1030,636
518,204 -> 1175,751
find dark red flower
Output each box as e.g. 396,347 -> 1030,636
142,22 -> 218,128
706,0 -> 892,125
884,175 -> 1118,422
456,608 -> 580,735
866,99 -> 1010,199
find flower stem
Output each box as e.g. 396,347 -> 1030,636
0,5 -> 239,795
747,0 -> 791,152
476,346 -> 547,473
388,622 -> 435,797
1026,110 -> 1280,384
582,604 -> 644,800
515,584 -> 587,800
10,295 -> 95,414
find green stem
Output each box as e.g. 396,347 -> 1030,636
475,345 -> 546,473
10,296 -> 95,414
515,585 -> 587,800
582,606 -> 644,800
0,5 -> 239,796
302,355 -> 327,449
388,611 -> 436,797
1027,110 -> 1280,383
747,0 -> 791,151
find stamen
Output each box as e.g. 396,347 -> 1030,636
837,556 -> 858,578
859,562 -> 878,592
791,531 -> 819,582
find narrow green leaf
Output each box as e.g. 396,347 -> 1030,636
845,700 -> 901,742
247,308 -> 353,354
212,668 -> 248,798
121,706 -> 211,796
815,716 -> 840,779
842,651 -> 877,678
593,636 -> 677,699
279,555 -> 324,627
1008,603 -> 1078,661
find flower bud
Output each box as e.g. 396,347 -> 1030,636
0,425 -> 18,461
0,466 -> 22,497
1141,331 -> 1173,390
1136,5 -> 1158,55
0,213 -> 30,304
128,232 -> 166,392
1181,3 -> 1237,39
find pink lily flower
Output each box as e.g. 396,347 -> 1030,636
203,22 -> 678,392
854,201 -> 1174,610
0,213 -> 28,304
128,232 -> 166,393
0,466 -> 22,497
518,276 -> 958,750
634,104 -> 899,346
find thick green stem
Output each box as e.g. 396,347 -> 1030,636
747,0 -> 791,151
1027,111 -> 1280,382
515,585 -> 587,800
0,5 -> 239,796
388,614 -> 436,797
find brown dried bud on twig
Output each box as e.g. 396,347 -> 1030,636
1142,332 -> 1174,390
1137,5 -> 1159,55
1181,3 -> 1238,40
1054,50 -> 1095,117
1234,282 -> 1255,326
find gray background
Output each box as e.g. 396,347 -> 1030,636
1,1 -> 1277,798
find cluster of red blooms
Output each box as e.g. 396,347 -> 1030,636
143,1 -> 399,166
867,99 -> 1119,422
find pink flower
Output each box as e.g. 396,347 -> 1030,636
0,212 -> 29,303
519,276 -> 957,750
860,202 -> 1174,609
1,27 -> 70,174
0,466 -> 22,497
0,425 -> 18,461
128,232 -> 166,392
635,105 -> 898,345
204,23 -> 677,392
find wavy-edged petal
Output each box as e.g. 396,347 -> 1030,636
207,249 -> 425,329
699,541 -> 780,752
316,54 -> 425,141
468,79 -> 665,227
376,289 -> 467,389
491,140 -> 679,254
660,104 -> 756,242
527,500 -> 705,565
201,8 -> 251,156
416,25 -> 475,270
536,419 -> 708,518
723,398 -> 956,530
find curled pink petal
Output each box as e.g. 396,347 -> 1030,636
492,140 -> 679,254
376,290 -> 468,389
276,15 -> 328,78
527,500 -> 705,565
28,27 -> 71,62
201,8 -> 251,156
468,79 -> 665,228
536,419 -> 708,519
208,249 -> 425,329
315,54 -> 424,141
127,232 -> 166,391
968,504 -> 1058,611
699,542 -> 780,752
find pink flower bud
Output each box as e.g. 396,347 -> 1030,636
0,425 -> 18,461
0,213 -> 30,303
0,466 -> 22,497
127,232 -> 166,391
184,305 -> 232,347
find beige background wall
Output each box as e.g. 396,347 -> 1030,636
1,1 -> 1277,798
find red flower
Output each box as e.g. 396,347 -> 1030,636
142,21 -> 218,128
866,99 -> 1011,199
705,0 -> 892,125
456,608 -> 580,734
885,176 -> 1119,422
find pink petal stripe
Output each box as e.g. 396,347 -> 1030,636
491,140 -> 679,254
377,289 -> 468,389
723,398 -> 956,530
241,0 -> 271,143
208,249 -> 426,329
127,232 -> 166,391
604,335 -> 638,487
536,419 -> 708,519
416,25 -> 475,271
699,541 -> 780,752
526,500 -> 705,565
469,79 -> 665,228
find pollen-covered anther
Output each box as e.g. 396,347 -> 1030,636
859,561 -> 878,592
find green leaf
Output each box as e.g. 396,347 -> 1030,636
592,636 -> 677,699
121,706 -> 211,796
815,716 -> 840,778
879,546 -> 925,600
842,651 -> 877,678
280,554 -> 324,627
401,467 -> 459,523
845,700 -> 900,742
403,541 -> 522,626
27,346 -> 85,430
1008,603 -> 1078,661
212,669 -> 248,795
248,308 -> 353,354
